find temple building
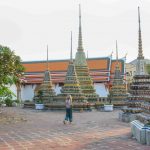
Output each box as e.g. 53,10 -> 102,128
10,5 -> 126,101
109,41 -> 127,102
18,57 -> 125,101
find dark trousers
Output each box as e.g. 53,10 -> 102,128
65,108 -> 72,122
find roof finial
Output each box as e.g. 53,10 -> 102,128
77,4 -> 83,52
70,31 -> 73,62
47,45 -> 49,70
137,6 -> 144,59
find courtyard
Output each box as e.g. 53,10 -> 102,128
0,107 -> 149,150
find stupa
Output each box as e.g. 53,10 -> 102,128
33,46 -> 56,103
55,32 -> 90,110
58,32 -> 86,100
120,7 -> 150,124
109,41 -> 127,103
130,8 -> 150,145
74,5 -> 98,101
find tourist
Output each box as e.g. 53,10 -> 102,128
63,95 -> 73,124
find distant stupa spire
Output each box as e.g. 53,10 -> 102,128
46,45 -> 49,70
137,7 -> 144,59
114,40 -> 122,79
77,4 -> 83,52
136,7 -> 145,75
87,50 -> 88,59
70,31 -> 73,62
116,40 -> 119,64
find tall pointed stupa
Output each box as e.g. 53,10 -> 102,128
109,41 -> 127,102
74,4 -> 98,101
60,32 -> 86,102
121,7 -> 150,124
33,45 -> 56,103
136,7 -> 145,75
129,7 -> 150,145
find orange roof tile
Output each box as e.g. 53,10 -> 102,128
110,61 -> 123,73
22,57 -> 125,84
23,61 -> 69,72
87,59 -> 108,70
22,58 -> 110,72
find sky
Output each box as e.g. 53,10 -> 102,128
0,0 -> 149,63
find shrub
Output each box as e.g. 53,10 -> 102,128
24,100 -> 30,102
14,99 -> 20,104
5,98 -> 13,107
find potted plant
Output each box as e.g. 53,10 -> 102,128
104,92 -> 113,112
35,90 -> 44,110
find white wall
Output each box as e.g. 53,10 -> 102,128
9,84 -> 17,100
21,84 -> 36,101
9,83 -> 108,101
94,83 -> 109,97
55,84 -> 62,94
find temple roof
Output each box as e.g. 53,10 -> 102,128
22,57 -> 125,84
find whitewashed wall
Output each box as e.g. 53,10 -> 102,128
21,84 -> 36,101
55,84 -> 62,94
9,84 -> 17,100
94,83 -> 109,97
9,83 -> 107,101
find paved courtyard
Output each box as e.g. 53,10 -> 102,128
0,107 -> 149,150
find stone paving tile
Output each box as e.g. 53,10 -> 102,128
0,107 -> 149,150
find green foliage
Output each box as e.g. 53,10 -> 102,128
146,64 -> 150,75
24,100 -> 31,103
0,45 -> 24,103
36,90 -> 44,104
0,86 -> 15,97
0,45 -> 24,85
14,99 -> 20,104
5,98 -> 13,107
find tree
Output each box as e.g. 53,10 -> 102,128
0,45 -> 24,104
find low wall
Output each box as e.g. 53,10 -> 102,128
131,120 -> 150,145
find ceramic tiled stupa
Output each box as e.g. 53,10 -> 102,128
121,7 -> 150,124
130,8 -> 150,145
74,5 -> 98,101
33,46 -> 56,103
58,32 -> 86,102
109,41 -> 127,103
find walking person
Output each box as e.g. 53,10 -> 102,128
63,95 -> 73,124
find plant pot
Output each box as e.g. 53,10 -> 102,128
35,104 -> 44,110
104,104 -> 113,112
1,103 -> 6,107
12,102 -> 18,107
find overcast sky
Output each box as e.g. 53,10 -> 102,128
0,0 -> 149,62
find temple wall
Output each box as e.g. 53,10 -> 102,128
9,83 -> 108,101
9,84 -> 17,100
55,84 -> 62,94
94,83 -> 109,97
21,84 -> 36,101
